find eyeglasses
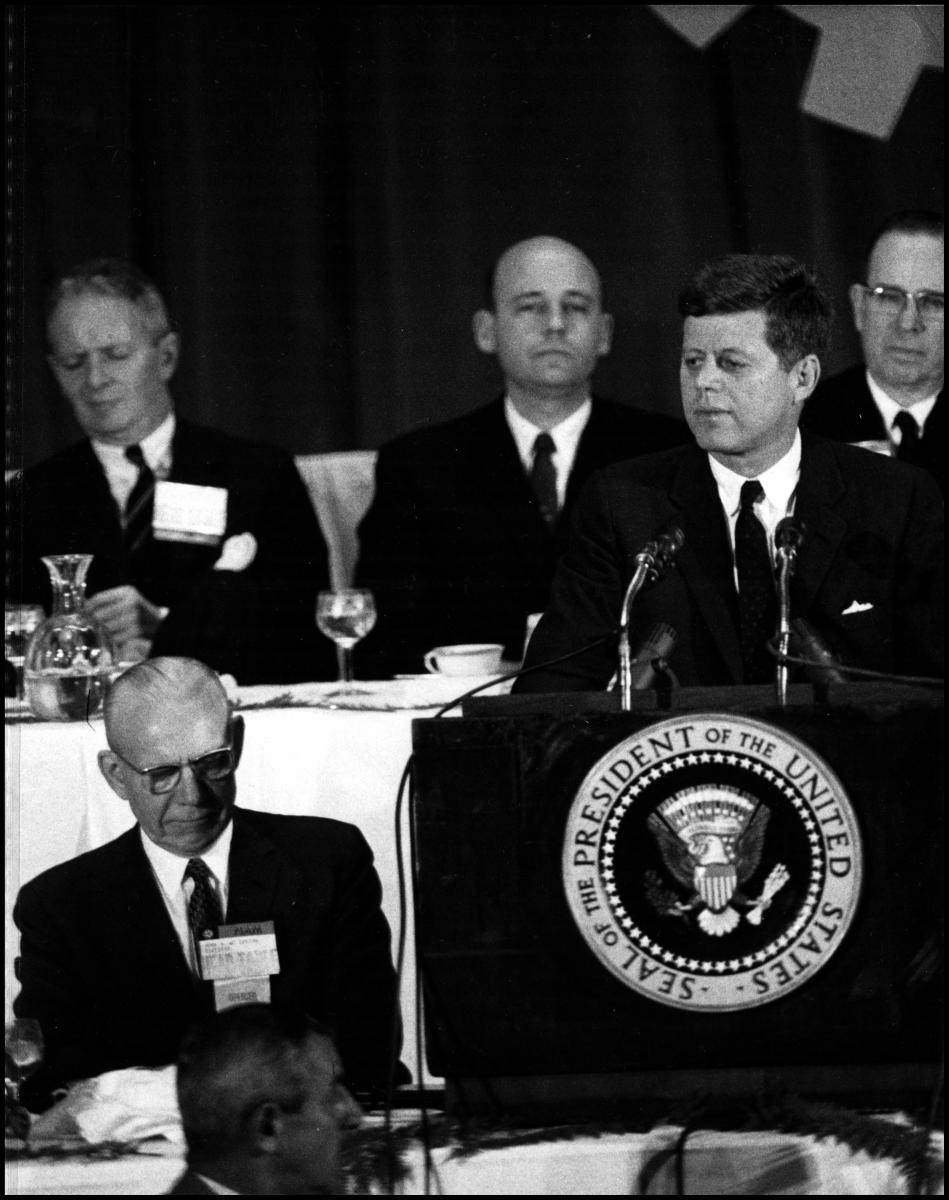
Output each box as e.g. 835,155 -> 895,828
860,285 -> 945,323
113,746 -> 235,794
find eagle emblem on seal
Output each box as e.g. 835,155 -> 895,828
646,785 -> 789,936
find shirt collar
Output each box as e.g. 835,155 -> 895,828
707,429 -> 802,517
91,411 -> 176,475
503,395 -> 592,466
865,371 -> 939,436
140,812 -> 234,896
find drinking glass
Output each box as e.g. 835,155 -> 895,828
315,589 -> 377,698
4,605 -> 45,700
5,1019 -> 44,1103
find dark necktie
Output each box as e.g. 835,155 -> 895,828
530,432 -> 558,526
184,857 -> 222,944
894,411 -> 920,463
123,444 -> 155,556
735,480 -> 776,684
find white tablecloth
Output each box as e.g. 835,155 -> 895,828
5,678 -> 498,1083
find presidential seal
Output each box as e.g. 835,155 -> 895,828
562,713 -> 862,1011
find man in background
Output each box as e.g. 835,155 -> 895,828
6,259 -> 334,683
803,211 -> 943,492
517,253 -> 943,692
356,235 -> 688,677
14,658 -> 404,1107
170,1005 -> 362,1196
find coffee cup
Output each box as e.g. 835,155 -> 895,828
424,643 -> 504,677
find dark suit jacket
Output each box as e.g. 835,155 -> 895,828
515,435 -> 944,692
6,421 -> 335,684
355,398 -> 689,675
167,1170 -> 218,1196
802,364 -> 944,493
14,809 -> 404,1106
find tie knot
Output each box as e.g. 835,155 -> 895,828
184,857 -> 212,885
125,443 -> 146,469
533,431 -> 555,459
740,480 -> 764,510
894,411 -> 919,440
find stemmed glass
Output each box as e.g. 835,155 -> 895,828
4,605 -> 45,701
316,589 -> 377,701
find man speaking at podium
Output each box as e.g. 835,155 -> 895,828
516,254 -> 944,692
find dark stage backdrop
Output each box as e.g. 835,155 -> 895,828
7,4 -> 944,469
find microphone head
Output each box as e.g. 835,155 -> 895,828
775,517 -> 805,555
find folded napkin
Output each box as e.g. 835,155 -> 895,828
28,1065 -> 183,1146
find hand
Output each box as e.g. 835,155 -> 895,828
86,586 -> 165,648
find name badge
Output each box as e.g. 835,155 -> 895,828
213,977 -> 271,1011
198,920 -> 281,982
153,481 -> 228,545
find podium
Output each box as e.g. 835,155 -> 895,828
411,684 -> 943,1115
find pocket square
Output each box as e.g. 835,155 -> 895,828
841,600 -> 873,615
213,532 -> 258,572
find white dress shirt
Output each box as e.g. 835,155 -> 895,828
140,818 -> 233,976
91,412 -> 176,514
865,371 -> 938,448
504,396 -> 592,510
707,432 -> 802,591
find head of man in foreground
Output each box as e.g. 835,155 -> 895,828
98,657 -> 244,857
174,1004 -> 361,1196
678,254 -> 831,478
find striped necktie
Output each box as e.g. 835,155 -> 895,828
123,444 -> 155,556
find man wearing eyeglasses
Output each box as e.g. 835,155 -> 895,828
13,657 -> 404,1109
803,211 -> 944,493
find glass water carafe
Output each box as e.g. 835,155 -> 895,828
24,555 -> 116,721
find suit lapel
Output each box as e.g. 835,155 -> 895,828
669,448 -> 744,681
792,436 -> 848,612
100,830 -> 197,997
225,811 -> 283,924
471,401 -> 551,543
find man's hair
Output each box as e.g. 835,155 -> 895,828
678,253 -> 832,368
45,258 -> 173,342
863,210 -> 945,277
177,1005 -> 328,1159
103,657 -> 228,749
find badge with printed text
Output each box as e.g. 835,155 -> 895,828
198,920 -> 280,982
562,713 -> 862,1012
152,481 -> 228,545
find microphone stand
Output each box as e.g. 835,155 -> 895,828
774,519 -> 804,708
618,529 -> 684,711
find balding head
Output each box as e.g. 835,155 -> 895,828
474,235 -> 612,419
99,657 -> 242,856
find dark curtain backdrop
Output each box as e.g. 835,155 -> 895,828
8,4 -> 944,469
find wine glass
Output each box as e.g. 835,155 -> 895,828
316,589 -> 377,699
5,1019 -> 44,1103
4,605 -> 45,701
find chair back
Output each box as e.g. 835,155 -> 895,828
294,451 -> 377,589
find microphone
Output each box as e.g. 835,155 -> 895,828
627,623 -> 677,691
619,526 -> 685,709
774,518 -> 805,707
791,618 -> 848,690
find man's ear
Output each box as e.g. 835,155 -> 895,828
229,713 -> 246,769
789,354 -> 821,407
157,331 -> 180,380
848,284 -> 866,334
98,750 -> 131,801
472,309 -> 497,355
596,312 -> 614,356
246,1099 -> 281,1155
